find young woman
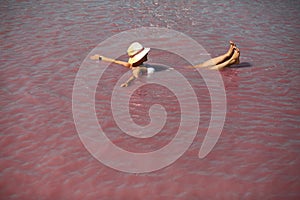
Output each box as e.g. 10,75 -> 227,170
90,41 -> 240,87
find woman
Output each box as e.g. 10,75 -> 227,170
90,41 -> 240,87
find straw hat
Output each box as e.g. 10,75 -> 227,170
127,42 -> 150,64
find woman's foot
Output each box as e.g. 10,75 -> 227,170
229,47 -> 240,65
230,41 -> 236,47
233,47 -> 240,64
225,41 -> 236,57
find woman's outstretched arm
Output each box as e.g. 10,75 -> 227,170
90,54 -> 131,68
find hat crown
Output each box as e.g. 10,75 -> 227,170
127,42 -> 144,56
127,42 -> 150,64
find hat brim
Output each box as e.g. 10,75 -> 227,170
128,47 -> 150,64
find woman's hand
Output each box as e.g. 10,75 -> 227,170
90,54 -> 101,60
120,83 -> 129,87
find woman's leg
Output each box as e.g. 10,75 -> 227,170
193,41 -> 235,68
209,47 -> 240,70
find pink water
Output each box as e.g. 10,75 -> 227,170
1,1 -> 300,199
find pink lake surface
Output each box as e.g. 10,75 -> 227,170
1,1 -> 300,199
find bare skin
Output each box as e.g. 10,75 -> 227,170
120,54 -> 148,87
89,53 -> 149,87
209,47 -> 240,70
193,41 -> 236,68
90,41 -> 241,87
90,54 -> 131,68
